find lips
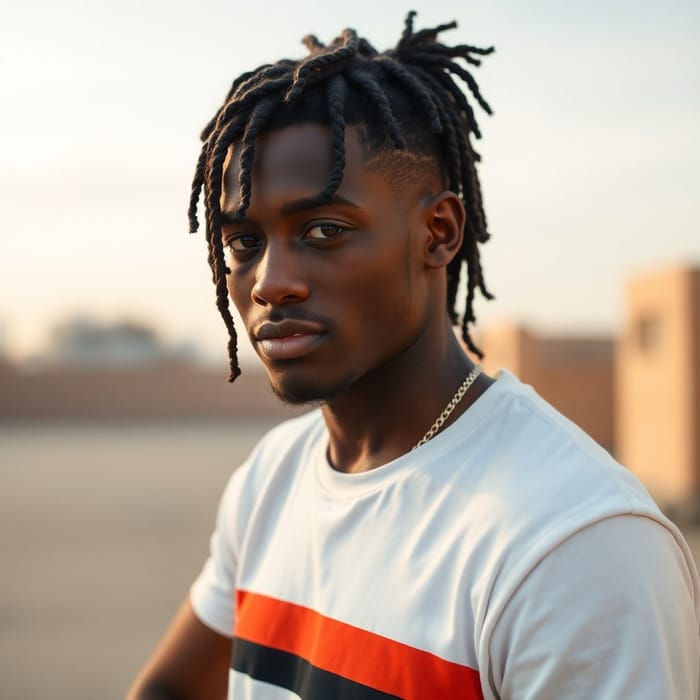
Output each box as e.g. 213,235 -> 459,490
253,319 -> 327,360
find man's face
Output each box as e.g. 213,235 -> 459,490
220,124 -> 436,404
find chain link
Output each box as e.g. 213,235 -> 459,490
413,365 -> 482,450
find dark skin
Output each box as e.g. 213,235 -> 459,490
222,124 -> 493,472
126,597 -> 230,699
127,123 -> 492,698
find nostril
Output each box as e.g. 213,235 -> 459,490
250,253 -> 310,306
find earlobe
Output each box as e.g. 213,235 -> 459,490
423,191 -> 465,269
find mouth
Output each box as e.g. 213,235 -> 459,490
257,333 -> 325,361
253,318 -> 327,361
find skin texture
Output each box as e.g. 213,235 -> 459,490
126,598 -> 230,700
221,124 -> 491,473
128,123 -> 493,698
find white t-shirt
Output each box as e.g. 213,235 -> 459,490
191,370 -> 700,699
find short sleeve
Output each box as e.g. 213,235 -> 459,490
485,515 -> 700,699
189,465 -> 248,638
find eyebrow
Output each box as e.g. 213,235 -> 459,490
220,193 -> 360,224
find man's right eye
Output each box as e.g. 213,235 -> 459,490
227,234 -> 261,252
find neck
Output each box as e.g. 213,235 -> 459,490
321,323 -> 488,474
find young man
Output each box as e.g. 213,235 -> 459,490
129,13 -> 699,700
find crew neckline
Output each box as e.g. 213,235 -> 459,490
313,369 -> 520,499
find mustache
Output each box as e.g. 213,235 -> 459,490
253,308 -> 335,329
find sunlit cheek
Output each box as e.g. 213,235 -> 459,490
225,269 -> 248,310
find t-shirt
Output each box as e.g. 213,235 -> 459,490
191,370 -> 700,699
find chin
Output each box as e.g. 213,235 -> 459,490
267,371 -> 355,406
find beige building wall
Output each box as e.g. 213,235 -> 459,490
479,324 -> 615,453
616,266 -> 700,504
0,360 -> 302,420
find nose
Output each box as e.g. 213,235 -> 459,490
251,242 -> 310,307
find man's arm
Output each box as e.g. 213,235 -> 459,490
127,597 -> 232,700
486,515 -> 699,699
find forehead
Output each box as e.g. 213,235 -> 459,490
222,124 -> 374,207
221,123 -> 443,219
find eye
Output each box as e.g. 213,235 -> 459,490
304,224 -> 346,241
226,233 -> 262,252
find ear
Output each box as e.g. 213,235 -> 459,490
422,191 -> 465,269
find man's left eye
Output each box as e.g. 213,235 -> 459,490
304,224 -> 346,240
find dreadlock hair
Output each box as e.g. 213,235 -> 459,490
189,11 -> 495,382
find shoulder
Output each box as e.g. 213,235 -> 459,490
240,408 -> 325,475
217,408 -> 325,519
461,375 -> 700,696
426,371 -> 692,610
483,514 -> 700,698
430,370 -> 661,524
191,407 -> 326,617
463,370 -> 663,521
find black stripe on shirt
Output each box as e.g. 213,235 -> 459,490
232,637 -> 403,700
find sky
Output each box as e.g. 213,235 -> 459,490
1,0 -> 698,366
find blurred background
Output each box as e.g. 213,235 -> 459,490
1,0 -> 699,697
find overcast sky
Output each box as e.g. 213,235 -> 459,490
1,0 -> 698,365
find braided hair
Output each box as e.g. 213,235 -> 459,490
189,11 -> 495,382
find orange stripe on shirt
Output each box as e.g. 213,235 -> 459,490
235,589 -> 483,700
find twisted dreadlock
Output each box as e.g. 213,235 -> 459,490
189,11 -> 495,382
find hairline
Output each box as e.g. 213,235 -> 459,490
223,119 -> 447,205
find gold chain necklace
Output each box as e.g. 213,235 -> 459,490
412,365 -> 481,450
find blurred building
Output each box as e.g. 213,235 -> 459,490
42,317 -> 197,367
0,317 -> 300,420
479,264 -> 700,512
0,359 -> 299,420
616,266 -> 700,507
2,267 -> 699,509
479,325 -> 615,453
